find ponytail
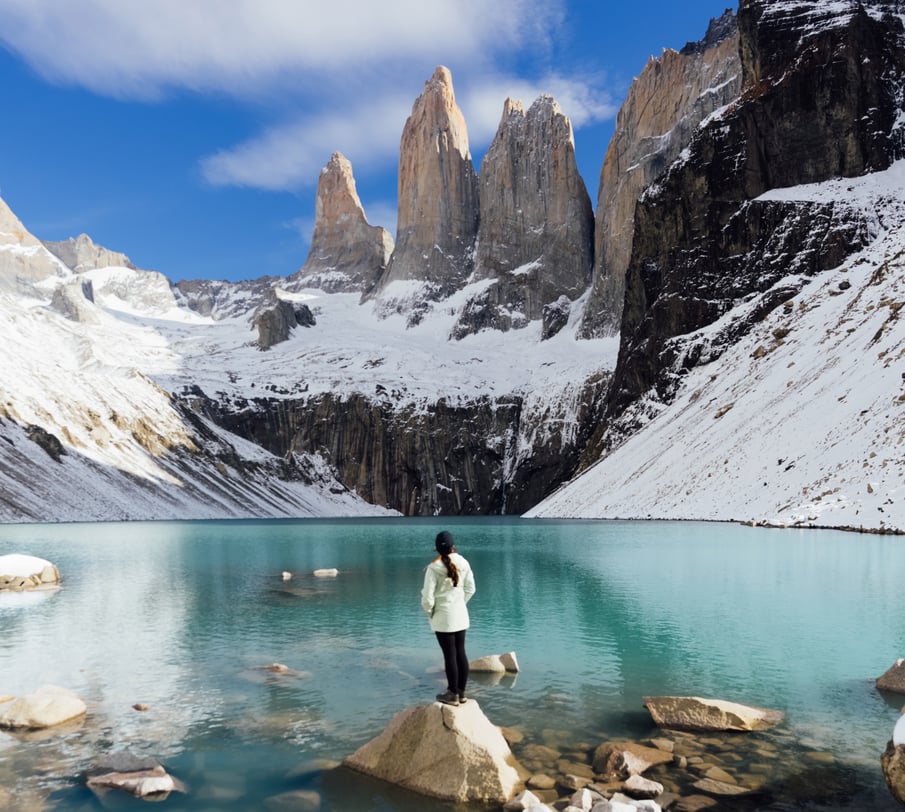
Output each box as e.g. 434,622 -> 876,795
440,551 -> 459,586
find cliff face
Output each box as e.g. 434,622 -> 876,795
192,374 -> 608,516
596,0 -> 905,453
288,152 -> 393,295
453,96 -> 593,340
580,10 -> 741,338
370,67 -> 479,315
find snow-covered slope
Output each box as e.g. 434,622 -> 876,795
0,200 -> 615,522
528,161 -> 905,532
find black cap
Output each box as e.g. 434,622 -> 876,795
435,531 -> 454,554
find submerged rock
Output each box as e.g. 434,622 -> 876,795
87,752 -> 184,799
342,700 -> 526,803
643,696 -> 784,732
592,741 -> 674,778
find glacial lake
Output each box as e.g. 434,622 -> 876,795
1,517 -> 904,811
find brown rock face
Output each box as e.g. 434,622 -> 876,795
454,95 -> 593,339
371,66 -> 479,307
580,10 -> 741,337
289,152 -> 392,295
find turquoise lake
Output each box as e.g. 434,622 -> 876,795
1,517 -> 904,810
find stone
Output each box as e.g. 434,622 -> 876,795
253,299 -> 316,349
313,568 -> 339,577
527,773 -> 556,790
289,152 -> 393,296
643,696 -> 784,732
503,789 -> 542,810
691,777 -> 756,796
342,700 -> 525,803
592,741 -> 673,778
877,659 -> 905,694
87,752 -> 184,799
882,739 -> 905,804
371,66 -> 479,308
672,796 -> 718,811
471,651 -> 519,673
0,554 -> 60,591
0,685 -> 86,729
622,773 -> 664,798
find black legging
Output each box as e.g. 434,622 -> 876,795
435,630 -> 468,694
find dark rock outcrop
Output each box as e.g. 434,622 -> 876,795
369,67 -> 479,313
453,96 -> 593,339
596,0 -> 905,453
253,300 -> 316,349
287,152 -> 393,295
580,9 -> 741,338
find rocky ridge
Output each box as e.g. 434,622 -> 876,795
580,9 -> 742,338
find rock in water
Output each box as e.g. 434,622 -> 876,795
0,553 -> 60,591
643,696 -> 784,732
877,659 -> 905,694
342,700 -> 525,803
881,739 -> 905,805
0,685 -> 86,729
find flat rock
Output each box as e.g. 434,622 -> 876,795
643,696 -> 784,732
87,753 -> 184,798
0,685 -> 86,729
692,777 -> 757,796
342,700 -> 524,804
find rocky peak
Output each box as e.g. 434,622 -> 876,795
0,197 -> 70,293
287,152 -> 393,295
43,233 -> 136,273
453,93 -> 593,339
368,66 -> 479,314
579,10 -> 741,338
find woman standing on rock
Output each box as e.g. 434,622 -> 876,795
421,530 -> 476,706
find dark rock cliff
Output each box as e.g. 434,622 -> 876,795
184,376 -> 607,516
593,0 -> 905,457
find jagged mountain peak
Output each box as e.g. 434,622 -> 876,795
287,151 -> 392,296
43,232 -> 136,274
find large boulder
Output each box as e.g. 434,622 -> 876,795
0,685 -> 86,729
877,660 -> 905,694
643,696 -> 783,732
342,700 -> 525,803
0,554 -> 60,591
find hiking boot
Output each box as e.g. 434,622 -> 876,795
436,690 -> 459,706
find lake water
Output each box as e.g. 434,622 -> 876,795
1,517 -> 904,811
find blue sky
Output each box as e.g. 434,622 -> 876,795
0,1 -> 735,283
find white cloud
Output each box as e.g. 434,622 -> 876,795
200,93 -> 414,190
0,0 -> 553,98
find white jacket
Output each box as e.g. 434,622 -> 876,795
421,552 -> 475,633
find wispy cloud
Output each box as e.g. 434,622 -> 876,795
0,0 -> 616,194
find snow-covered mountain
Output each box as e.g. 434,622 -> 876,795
2,0 -> 904,532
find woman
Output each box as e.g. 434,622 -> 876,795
421,530 -> 476,706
